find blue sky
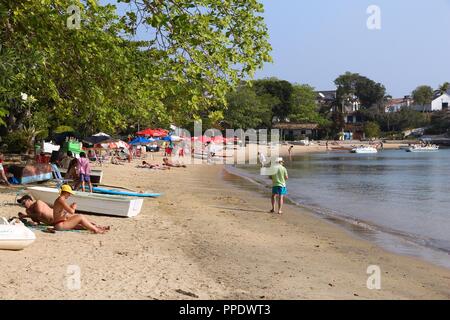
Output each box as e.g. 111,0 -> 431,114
103,0 -> 450,97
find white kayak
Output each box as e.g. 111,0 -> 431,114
0,218 -> 36,250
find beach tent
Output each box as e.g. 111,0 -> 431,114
129,137 -> 152,145
96,140 -> 129,150
83,133 -> 112,144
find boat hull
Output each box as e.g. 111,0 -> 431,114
26,186 -> 143,217
0,220 -> 36,251
406,147 -> 439,152
351,148 -> 378,154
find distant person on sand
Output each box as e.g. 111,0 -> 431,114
0,153 -> 11,186
53,185 -> 108,233
77,152 -> 93,193
60,151 -> 74,169
288,145 -> 294,160
139,161 -> 170,170
269,157 -> 288,215
258,152 -> 267,167
163,157 -> 186,168
65,158 -> 79,188
17,195 -> 54,225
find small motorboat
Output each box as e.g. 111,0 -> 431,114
0,218 -> 36,250
26,186 -> 144,217
406,145 -> 439,152
351,146 -> 378,154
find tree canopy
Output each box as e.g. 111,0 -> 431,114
412,85 -> 434,107
334,72 -> 386,109
0,0 -> 272,148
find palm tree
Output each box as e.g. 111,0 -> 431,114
438,82 -> 450,95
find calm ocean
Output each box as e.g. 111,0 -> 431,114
232,149 -> 450,268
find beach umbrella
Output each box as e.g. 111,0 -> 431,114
191,136 -> 212,143
136,128 -> 168,137
130,137 -> 152,145
97,140 -> 129,150
161,135 -> 182,142
211,136 -> 228,144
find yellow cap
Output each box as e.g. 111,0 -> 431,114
60,184 -> 74,195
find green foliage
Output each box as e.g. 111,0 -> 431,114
364,122 -> 381,138
363,108 -> 429,132
438,82 -> 450,95
289,84 -> 329,126
412,85 -> 434,108
427,111 -> 450,134
253,78 -> 293,121
2,130 -> 28,153
0,0 -> 272,148
334,72 -> 386,109
223,84 -> 276,129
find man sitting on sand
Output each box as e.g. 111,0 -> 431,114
53,185 -> 108,234
269,157 -> 288,215
162,157 -> 186,168
17,195 -> 54,225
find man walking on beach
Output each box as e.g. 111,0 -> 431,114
270,157 -> 288,215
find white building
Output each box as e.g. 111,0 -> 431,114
410,91 -> 450,112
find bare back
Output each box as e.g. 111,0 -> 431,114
27,200 -> 54,225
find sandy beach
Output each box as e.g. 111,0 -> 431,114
0,147 -> 449,300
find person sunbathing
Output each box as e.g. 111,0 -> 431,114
17,195 -> 54,225
162,157 -> 186,168
138,161 -> 170,170
52,185 -> 109,234
111,156 -> 124,165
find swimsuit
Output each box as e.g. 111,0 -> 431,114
53,219 -> 66,227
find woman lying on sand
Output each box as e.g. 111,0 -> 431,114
137,161 -> 170,170
17,194 -> 108,233
162,157 -> 186,168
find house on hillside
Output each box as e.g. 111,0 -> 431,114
316,90 -> 337,109
410,90 -> 450,112
385,96 -> 414,113
316,90 -> 364,140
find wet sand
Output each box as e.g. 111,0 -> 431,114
0,150 -> 449,299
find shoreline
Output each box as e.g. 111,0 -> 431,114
0,154 -> 449,299
224,164 -> 450,270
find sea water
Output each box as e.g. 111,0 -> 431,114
233,149 -> 450,268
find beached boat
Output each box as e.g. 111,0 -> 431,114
58,168 -> 103,184
351,146 -> 378,154
26,186 -> 143,217
7,163 -> 53,184
0,218 -> 36,250
406,145 -> 439,152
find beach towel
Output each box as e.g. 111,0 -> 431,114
23,221 -> 86,233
